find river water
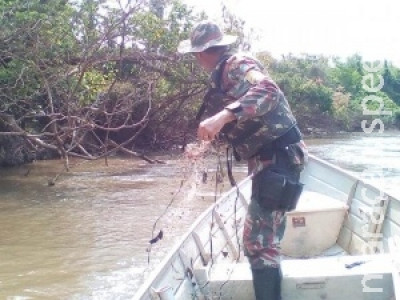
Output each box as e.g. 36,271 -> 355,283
306,131 -> 400,199
0,132 -> 399,299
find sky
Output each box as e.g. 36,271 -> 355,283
183,0 -> 400,67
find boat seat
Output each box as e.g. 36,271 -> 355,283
282,254 -> 394,300
193,250 -> 393,300
193,262 -> 255,300
192,244 -> 347,300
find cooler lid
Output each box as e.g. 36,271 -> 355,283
294,191 -> 349,212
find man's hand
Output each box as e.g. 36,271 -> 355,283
198,109 -> 236,141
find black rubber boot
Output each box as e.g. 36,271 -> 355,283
252,267 -> 281,300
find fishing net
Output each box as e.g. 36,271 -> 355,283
147,141 -> 227,261
178,141 -> 227,202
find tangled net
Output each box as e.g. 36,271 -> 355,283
147,141 -> 227,261
178,141 -> 227,200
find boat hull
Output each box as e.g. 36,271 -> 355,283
134,154 -> 399,300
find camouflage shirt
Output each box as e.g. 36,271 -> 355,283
221,53 -> 281,120
205,52 -> 297,160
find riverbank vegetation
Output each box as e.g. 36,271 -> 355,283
1,0 -> 399,167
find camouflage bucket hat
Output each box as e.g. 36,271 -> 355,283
177,21 -> 237,54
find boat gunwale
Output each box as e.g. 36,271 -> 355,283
133,177 -> 252,299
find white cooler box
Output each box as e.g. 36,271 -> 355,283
281,254 -> 394,300
281,191 -> 349,257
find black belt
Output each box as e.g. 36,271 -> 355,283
257,125 -> 302,161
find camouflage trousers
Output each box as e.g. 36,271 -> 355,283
243,140 -> 307,269
243,198 -> 286,269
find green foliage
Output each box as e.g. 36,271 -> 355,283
0,0 -> 77,116
264,54 -> 334,112
258,52 -> 400,131
130,1 -> 199,54
394,111 -> 400,128
298,80 -> 333,112
329,55 -> 364,97
383,61 -> 400,106
78,70 -> 115,105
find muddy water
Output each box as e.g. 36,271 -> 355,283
0,155 -> 247,299
0,132 -> 399,299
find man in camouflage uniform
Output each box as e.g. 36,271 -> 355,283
178,21 -> 307,300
